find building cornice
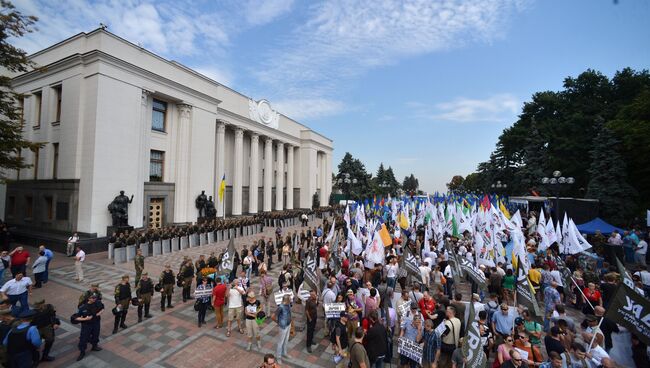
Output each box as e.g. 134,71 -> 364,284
12,50 -> 222,108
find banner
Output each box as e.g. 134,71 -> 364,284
554,256 -> 575,303
324,303 -> 346,318
462,302 -> 488,368
515,257 -> 542,322
605,284 -> 650,345
397,301 -> 410,317
397,337 -> 423,364
303,250 -> 319,292
221,238 -> 236,272
444,240 -> 462,286
616,257 -> 635,289
401,245 -> 422,283
458,255 -> 487,289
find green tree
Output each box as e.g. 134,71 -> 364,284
463,172 -> 482,193
402,174 -> 419,193
586,119 -> 636,226
446,175 -> 465,194
0,1 -> 43,180
335,152 -> 372,200
608,88 -> 650,212
384,166 -> 400,195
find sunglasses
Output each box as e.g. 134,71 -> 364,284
513,359 -> 522,362
506,339 -> 513,342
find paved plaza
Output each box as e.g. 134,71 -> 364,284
20,219 -> 339,368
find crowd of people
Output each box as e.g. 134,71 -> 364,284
0,201 -> 647,368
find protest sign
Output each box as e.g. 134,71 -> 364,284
398,302 -> 410,317
324,303 -> 346,318
274,290 -> 295,306
397,337 -> 423,364
194,288 -> 212,298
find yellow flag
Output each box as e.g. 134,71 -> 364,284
218,174 -> 226,202
500,201 -> 511,219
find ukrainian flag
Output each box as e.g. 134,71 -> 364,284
218,174 -> 226,202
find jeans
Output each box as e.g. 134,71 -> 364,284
276,325 -> 290,358
0,268 -> 5,283
306,318 -> 316,347
197,302 -> 208,324
387,277 -> 396,290
8,291 -> 28,317
44,259 -> 51,283
372,358 -> 385,368
445,278 -> 454,299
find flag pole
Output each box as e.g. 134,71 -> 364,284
570,276 -> 594,312
587,317 -> 604,352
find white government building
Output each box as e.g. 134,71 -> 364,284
1,28 -> 333,239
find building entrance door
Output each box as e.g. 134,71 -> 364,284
148,198 -> 164,229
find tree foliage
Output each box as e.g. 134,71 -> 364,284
402,174 -> 419,193
468,67 -> 650,225
334,152 -> 372,200
446,175 -> 465,194
0,1 -> 43,180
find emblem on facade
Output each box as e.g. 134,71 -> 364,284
248,99 -> 279,129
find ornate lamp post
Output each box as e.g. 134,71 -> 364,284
379,181 -> 390,196
541,170 -> 574,222
337,173 -> 357,207
490,180 -> 508,195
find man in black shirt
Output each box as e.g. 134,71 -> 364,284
331,311 -> 349,367
543,326 -> 566,356
365,311 -> 388,365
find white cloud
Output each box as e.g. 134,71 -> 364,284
273,98 -> 345,120
245,0 -> 294,26
254,0 -> 528,120
430,94 -> 520,122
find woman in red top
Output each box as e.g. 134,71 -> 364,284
582,282 -> 602,315
212,276 -> 228,328
418,291 -> 437,320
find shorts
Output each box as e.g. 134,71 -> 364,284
245,318 -> 259,338
228,306 -> 242,321
400,354 -> 418,368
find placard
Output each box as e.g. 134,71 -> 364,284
324,303 -> 346,318
398,302 -> 410,317
397,337 -> 422,364
434,321 -> 447,337
194,288 -> 212,298
274,290 -> 295,306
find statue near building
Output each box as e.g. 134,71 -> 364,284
108,191 -> 134,226
195,190 -> 208,218
205,196 -> 216,218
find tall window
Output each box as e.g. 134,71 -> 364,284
152,99 -> 167,132
25,196 -> 33,219
52,143 -> 59,179
45,197 -> 53,220
149,150 -> 164,182
33,91 -> 42,128
7,196 -> 16,218
53,85 -> 62,123
33,148 -> 39,179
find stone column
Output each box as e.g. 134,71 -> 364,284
320,152 -> 328,207
215,122 -> 226,217
263,137 -> 273,212
286,144 -> 294,210
249,133 -> 259,214
174,104 -> 192,222
135,90 -> 151,228
232,127 -> 244,216
275,142 -> 284,211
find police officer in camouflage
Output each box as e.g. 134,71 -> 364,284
159,264 -> 175,311
78,283 -> 102,307
112,275 -> 131,334
136,272 -> 154,322
134,249 -> 145,286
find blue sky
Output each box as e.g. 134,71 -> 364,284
13,0 -> 649,192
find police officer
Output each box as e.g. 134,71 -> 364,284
159,264 -> 175,311
79,283 -> 102,307
31,300 -> 60,362
134,249 -> 145,286
75,293 -> 104,361
180,259 -> 195,303
136,272 -> 154,322
113,275 -> 132,334
3,309 -> 41,367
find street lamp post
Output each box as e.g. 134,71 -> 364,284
541,170 -> 574,222
337,173 -> 357,207
379,181 -> 390,196
490,180 -> 508,195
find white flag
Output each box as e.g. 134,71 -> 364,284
325,222 -> 336,243
364,230 -> 385,268
537,211 -> 550,251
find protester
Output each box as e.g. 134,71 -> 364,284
38,245 -> 53,284
0,271 -> 32,317
212,276 -> 227,328
244,291 -> 262,350
9,247 -> 29,278
305,289 -> 318,353
496,334 -> 515,368
501,349 -> 529,368
195,277 -> 211,327
332,311 -> 350,368
227,280 -> 245,337
31,251 -> 47,288
349,327 -> 370,368
74,245 -> 86,282
273,294 -> 292,364
420,318 -> 441,368
439,306 -> 461,368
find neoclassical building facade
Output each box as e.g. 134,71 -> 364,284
1,28 -> 333,237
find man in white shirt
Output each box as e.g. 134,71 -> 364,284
0,272 -> 32,316
634,238 -> 647,266
227,280 -> 245,335
419,262 -> 431,289
75,246 -> 86,282
443,264 -> 454,298
67,232 -> 79,257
